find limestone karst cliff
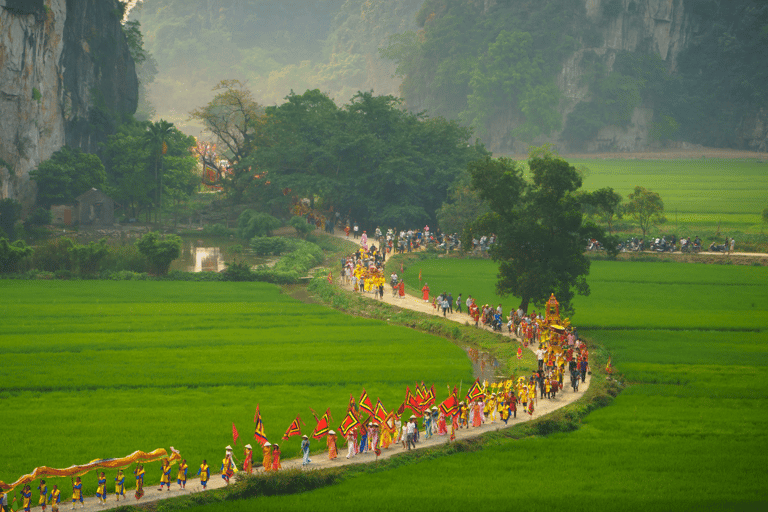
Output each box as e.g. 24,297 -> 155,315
0,0 -> 137,207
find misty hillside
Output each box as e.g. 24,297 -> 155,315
131,0 -> 767,152
129,0 -> 421,132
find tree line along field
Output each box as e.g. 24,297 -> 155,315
0,281 -> 473,498
195,258 -> 767,510
569,159 -> 768,233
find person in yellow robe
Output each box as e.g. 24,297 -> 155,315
114,470 -> 125,501
37,480 -> 47,512
327,430 -> 338,459
71,477 -> 83,508
49,485 -> 61,512
97,472 -> 107,505
159,458 -> 171,491
21,485 -> 31,512
262,442 -> 272,472
176,459 -> 188,489
197,460 -> 210,489
133,465 -> 145,500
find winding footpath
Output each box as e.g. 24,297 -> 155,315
70,235 -> 590,512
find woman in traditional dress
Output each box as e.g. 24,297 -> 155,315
243,445 -> 253,474
327,430 -> 338,459
437,411 -> 448,435
421,283 -> 430,302
271,444 -> 281,471
262,442 -> 272,472
97,473 -> 107,505
398,281 -> 405,298
159,458 -> 171,491
114,470 -> 125,502
472,400 -> 483,427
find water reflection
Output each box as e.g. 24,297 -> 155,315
171,240 -> 227,273
465,346 -> 502,382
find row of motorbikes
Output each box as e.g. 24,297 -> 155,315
593,235 -> 725,253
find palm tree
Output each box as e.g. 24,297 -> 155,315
144,119 -> 174,225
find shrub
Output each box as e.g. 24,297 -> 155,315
221,260 -> 254,281
237,210 -> 281,239
69,238 -> 110,274
25,207 -> 52,227
103,244 -> 148,273
201,223 -> 235,237
33,237 -> 76,271
250,237 -> 288,256
289,216 -> 315,239
136,232 -> 182,275
0,237 -> 34,273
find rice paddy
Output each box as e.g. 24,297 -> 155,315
196,258 -> 768,510
0,281 -> 473,498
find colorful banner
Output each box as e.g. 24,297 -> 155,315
0,448 -> 181,492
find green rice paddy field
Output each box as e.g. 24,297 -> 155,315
0,281 -> 473,498
570,159 -> 768,232
196,259 -> 768,510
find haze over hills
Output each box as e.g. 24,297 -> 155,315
130,0 -> 767,153
128,0 -> 422,134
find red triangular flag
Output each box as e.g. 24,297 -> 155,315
232,422 -> 239,446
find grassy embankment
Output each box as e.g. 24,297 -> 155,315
0,281 -> 474,499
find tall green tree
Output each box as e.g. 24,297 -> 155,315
30,147 -> 106,208
467,152 -> 613,314
144,119 -> 174,224
190,80 -> 265,204
585,187 -> 623,234
626,186 -> 666,237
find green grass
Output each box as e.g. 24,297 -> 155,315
197,258 -> 768,510
569,159 -> 768,233
0,281 -> 473,499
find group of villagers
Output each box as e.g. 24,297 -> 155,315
341,244 -> 391,299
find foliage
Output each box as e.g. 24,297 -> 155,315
100,118 -> 198,222
250,237 -> 289,256
30,146 -> 107,208
625,186 -> 666,237
68,238 -> 110,275
201,223 -> 237,237
135,231 -> 182,275
237,210 -> 281,239
24,207 -> 53,228
461,30 -> 561,144
189,80 -> 266,204
32,237 -> 76,272
238,88 -> 487,229
436,176 -> 489,235
0,198 -> 22,239
381,0 -> 587,149
466,152 -> 614,314
582,187 -> 623,234
221,260 -> 254,281
289,216 -> 316,239
0,237 -> 33,273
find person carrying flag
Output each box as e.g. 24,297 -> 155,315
114,470 -> 125,501
71,477 -> 83,509
37,480 -> 47,512
133,465 -> 145,499
96,472 -> 107,505
159,458 -> 172,491
21,485 -> 31,512
49,485 -> 61,512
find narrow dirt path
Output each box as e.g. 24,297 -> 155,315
73,235 -> 590,512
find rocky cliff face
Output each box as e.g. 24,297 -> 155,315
0,0 -> 137,207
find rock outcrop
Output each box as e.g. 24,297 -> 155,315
0,0 -> 137,207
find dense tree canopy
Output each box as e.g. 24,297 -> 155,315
30,147 -> 106,208
466,152 -> 614,314
196,87 -> 487,228
100,119 -> 198,221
